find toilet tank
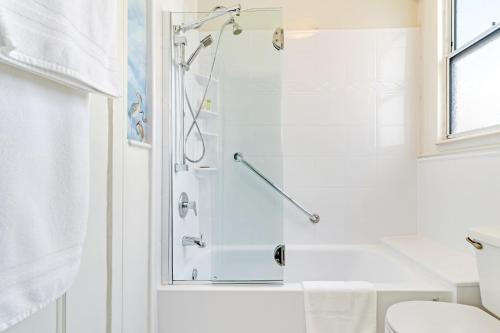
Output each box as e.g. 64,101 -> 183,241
469,227 -> 500,317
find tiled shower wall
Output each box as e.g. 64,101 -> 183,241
283,29 -> 420,244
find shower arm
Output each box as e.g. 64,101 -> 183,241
174,5 -> 241,33
234,152 -> 320,224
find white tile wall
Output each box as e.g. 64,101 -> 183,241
283,29 -> 420,244
172,28 -> 421,280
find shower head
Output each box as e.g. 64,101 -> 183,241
185,35 -> 213,69
232,20 -> 243,35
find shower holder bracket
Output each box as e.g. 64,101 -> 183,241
175,163 -> 189,172
273,27 -> 284,51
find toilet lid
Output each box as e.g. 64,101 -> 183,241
386,301 -> 500,333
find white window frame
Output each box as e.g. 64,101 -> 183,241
445,0 -> 500,140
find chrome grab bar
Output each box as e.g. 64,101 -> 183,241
234,152 -> 320,224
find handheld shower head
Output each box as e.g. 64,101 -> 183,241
185,35 -> 213,69
200,35 -> 214,48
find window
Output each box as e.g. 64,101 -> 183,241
448,0 -> 500,137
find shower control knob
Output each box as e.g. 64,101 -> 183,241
179,192 -> 198,218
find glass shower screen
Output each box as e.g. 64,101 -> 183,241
169,8 -> 284,283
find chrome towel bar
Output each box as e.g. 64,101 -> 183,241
234,152 -> 320,224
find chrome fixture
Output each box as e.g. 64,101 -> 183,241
173,34 -> 188,172
231,18 -> 243,35
179,192 -> 197,218
172,6 -> 244,170
274,244 -> 285,267
175,4 -> 241,33
466,237 -> 483,250
182,235 -> 206,248
184,35 -> 213,71
234,152 -> 320,224
272,27 -> 284,50
191,268 -> 198,280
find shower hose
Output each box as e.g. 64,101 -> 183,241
184,19 -> 232,163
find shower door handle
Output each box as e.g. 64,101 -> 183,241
274,244 -> 285,266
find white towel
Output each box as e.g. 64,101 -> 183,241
0,0 -> 119,96
0,61 -> 89,330
303,281 -> 377,333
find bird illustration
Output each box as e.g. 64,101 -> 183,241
136,121 -> 145,141
129,92 -> 143,118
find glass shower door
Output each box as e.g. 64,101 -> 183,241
211,9 -> 283,282
170,8 -> 283,283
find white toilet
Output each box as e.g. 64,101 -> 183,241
385,227 -> 500,333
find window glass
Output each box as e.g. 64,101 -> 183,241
454,0 -> 500,49
450,30 -> 500,134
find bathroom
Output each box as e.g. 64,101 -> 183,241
0,0 -> 499,332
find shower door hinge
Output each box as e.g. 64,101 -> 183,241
273,27 -> 284,51
274,244 -> 286,266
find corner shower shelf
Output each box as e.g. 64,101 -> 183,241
194,167 -> 218,179
197,110 -> 219,119
193,73 -> 219,86
194,167 -> 218,175
195,131 -> 218,139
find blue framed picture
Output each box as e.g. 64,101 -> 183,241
127,0 -> 149,143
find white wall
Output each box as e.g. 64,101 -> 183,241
417,0 -> 448,156
122,146 -> 150,333
418,151 -> 500,253
65,95 -> 110,333
282,29 -> 420,244
198,0 -> 420,30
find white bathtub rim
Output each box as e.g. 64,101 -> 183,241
165,243 -> 453,293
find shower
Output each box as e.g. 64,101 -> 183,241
169,7 -> 319,284
173,5 -> 243,166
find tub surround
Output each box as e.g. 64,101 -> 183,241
159,244 -> 453,333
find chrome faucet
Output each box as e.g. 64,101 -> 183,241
182,235 -> 206,248
179,192 -> 197,218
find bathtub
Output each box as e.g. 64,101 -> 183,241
158,244 -> 453,333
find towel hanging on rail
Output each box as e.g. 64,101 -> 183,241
0,0 -> 118,330
0,0 -> 120,96
0,61 -> 89,332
